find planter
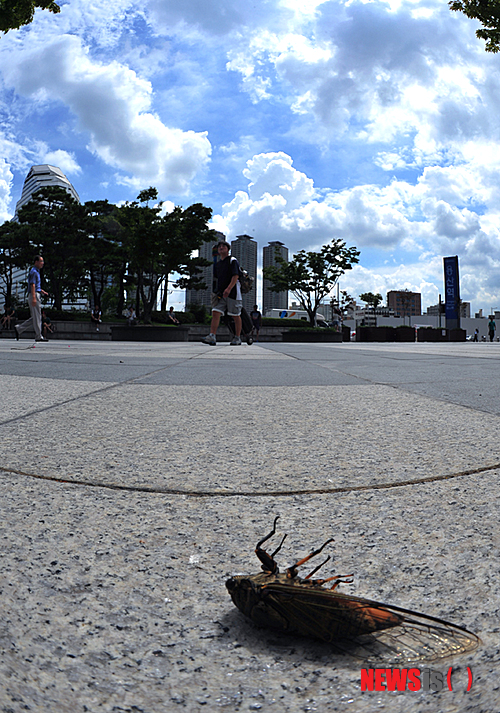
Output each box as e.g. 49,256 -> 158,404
282,330 -> 342,343
357,326 -> 415,342
395,326 -> 416,342
417,328 -> 466,342
111,325 -> 190,341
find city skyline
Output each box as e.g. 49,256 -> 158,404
2,0 -> 500,317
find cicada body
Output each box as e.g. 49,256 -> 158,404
226,517 -> 480,663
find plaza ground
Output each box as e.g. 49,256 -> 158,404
0,340 -> 498,712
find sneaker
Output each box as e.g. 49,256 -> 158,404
35,336 -> 49,342
230,336 -> 242,345
201,333 -> 216,346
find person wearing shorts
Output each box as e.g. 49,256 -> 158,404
202,240 -> 242,346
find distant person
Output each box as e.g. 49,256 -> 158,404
126,306 -> 137,327
0,305 -> 15,330
250,305 -> 262,340
91,305 -> 102,331
168,306 -> 180,325
42,310 -> 54,338
15,255 -> 49,342
488,317 -> 496,342
473,328 -> 479,342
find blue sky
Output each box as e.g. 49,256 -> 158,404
1,0 -> 500,313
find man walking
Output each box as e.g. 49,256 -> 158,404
202,240 -> 242,346
15,255 -> 49,342
488,316 -> 496,342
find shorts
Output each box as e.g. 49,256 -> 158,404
211,293 -> 242,317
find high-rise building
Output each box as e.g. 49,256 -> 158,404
185,232 -> 225,310
230,234 -> 257,312
263,241 -> 288,314
14,165 -> 80,219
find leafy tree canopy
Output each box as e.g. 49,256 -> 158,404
359,292 -> 383,310
449,0 -> 500,52
0,0 -> 60,33
263,239 -> 360,325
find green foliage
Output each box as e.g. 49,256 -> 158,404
0,220 -> 31,305
1,186 -> 215,320
118,195 -> 214,323
0,0 -> 60,33
186,303 -> 210,324
449,0 -> 500,52
263,238 -> 360,324
174,310 -> 195,324
17,186 -> 88,310
359,291 -> 383,310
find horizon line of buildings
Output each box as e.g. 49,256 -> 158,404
4,164 -> 497,321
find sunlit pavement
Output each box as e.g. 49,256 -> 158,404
0,340 -> 497,711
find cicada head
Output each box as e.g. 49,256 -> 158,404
225,575 -> 261,618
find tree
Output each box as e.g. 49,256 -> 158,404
0,220 -> 31,305
0,0 -> 60,33
119,192 -> 214,323
84,200 -> 125,310
17,186 -> 88,309
449,0 -> 500,52
263,239 -> 360,325
359,292 -> 383,311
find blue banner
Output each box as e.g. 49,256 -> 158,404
443,256 -> 460,321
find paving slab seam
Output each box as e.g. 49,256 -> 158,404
1,460 -> 498,497
0,353 -> 208,428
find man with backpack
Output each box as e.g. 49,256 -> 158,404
202,240 -> 242,346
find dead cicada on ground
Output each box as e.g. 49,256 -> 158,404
226,517 -> 480,663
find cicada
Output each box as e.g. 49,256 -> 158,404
226,517 -> 480,663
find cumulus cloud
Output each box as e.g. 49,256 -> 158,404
42,150 -> 81,176
1,34 -> 211,195
0,159 -> 14,223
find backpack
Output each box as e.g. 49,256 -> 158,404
239,267 -> 254,294
231,257 -> 254,294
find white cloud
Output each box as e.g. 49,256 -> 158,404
42,150 -> 81,176
0,159 -> 14,223
1,34 -> 211,195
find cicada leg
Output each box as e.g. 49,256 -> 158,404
304,555 -> 331,579
287,538 -> 334,578
255,516 -> 287,574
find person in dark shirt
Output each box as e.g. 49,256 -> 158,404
250,305 -> 262,340
202,240 -> 242,346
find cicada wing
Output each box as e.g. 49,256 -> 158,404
259,584 -> 479,664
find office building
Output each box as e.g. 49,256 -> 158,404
387,290 -> 421,318
263,241 -> 288,314
230,234 -> 257,312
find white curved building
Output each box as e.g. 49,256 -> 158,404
14,164 -> 80,218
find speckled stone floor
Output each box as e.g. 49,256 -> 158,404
0,339 -> 498,712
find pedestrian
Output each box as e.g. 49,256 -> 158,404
168,306 -> 180,325
90,304 -> 102,331
15,255 -> 49,342
250,304 -> 262,340
473,328 -> 479,342
41,310 -> 54,338
202,240 -> 242,346
126,306 -> 137,327
488,317 -> 496,342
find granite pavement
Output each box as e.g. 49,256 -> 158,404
0,339 -> 499,712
